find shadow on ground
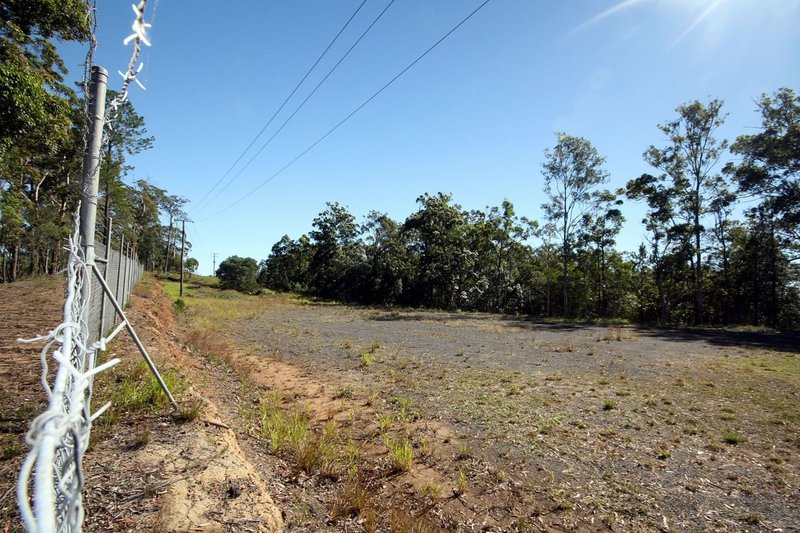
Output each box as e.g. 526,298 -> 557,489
369,309 -> 800,353
631,327 -> 800,354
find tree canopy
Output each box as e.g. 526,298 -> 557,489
256,89 -> 799,329
0,0 -> 189,281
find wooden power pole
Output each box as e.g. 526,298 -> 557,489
179,219 -> 186,297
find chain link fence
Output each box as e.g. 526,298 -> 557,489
17,225 -> 144,532
89,238 -> 144,346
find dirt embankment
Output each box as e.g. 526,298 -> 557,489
0,276 -> 282,532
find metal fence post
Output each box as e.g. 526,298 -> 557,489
98,217 -> 113,340
79,66 -> 108,273
179,220 -> 186,297
122,242 -> 130,308
126,244 -> 133,302
114,234 -> 124,323
28,65 -> 107,533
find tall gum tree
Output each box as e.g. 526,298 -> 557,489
541,133 -> 609,317
0,0 -> 89,280
643,99 -> 728,325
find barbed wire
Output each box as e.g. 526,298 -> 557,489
105,1 -> 151,122
81,0 -> 98,150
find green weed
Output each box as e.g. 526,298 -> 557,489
378,413 -> 394,435
335,385 -> 355,399
457,442 -> 471,460
366,389 -> 379,406
260,404 -> 309,454
1,437 -> 23,460
455,470 -> 468,495
421,481 -> 443,499
385,436 -> 413,472
724,432 -> 744,445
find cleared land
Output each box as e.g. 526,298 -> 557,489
2,276 -> 799,531
177,281 -> 800,531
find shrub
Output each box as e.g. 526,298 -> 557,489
216,256 -> 261,293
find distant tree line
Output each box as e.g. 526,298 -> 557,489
253,91 -> 799,329
0,1 -> 190,281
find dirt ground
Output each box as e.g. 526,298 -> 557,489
223,299 -> 800,531
0,277 -> 63,526
1,277 -> 799,532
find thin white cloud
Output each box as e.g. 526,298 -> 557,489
565,0 -> 650,39
669,0 -> 724,49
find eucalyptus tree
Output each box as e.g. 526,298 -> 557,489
0,0 -> 89,279
541,133 -> 609,317
625,172 -> 688,323
308,202 -> 363,300
403,193 -> 477,310
579,190 -> 625,318
468,200 -> 537,312
100,90 -> 154,243
131,179 -> 168,270
726,88 -> 800,326
0,0 -> 89,152
643,99 -> 728,324
160,194 -> 188,273
362,211 -> 415,305
259,234 -> 313,292
706,177 -> 738,323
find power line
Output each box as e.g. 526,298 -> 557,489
194,0 -> 397,215
187,221 -> 206,255
191,0 -> 369,213
199,0 -> 493,222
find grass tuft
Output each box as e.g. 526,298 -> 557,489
333,476 -> 371,520
0,437 -> 23,460
455,469 -> 468,495
723,432 -> 744,445
334,385 -> 355,399
384,435 -> 414,472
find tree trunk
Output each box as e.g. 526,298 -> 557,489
768,222 -> 779,327
50,245 -> 59,275
693,194 -> 704,325
656,266 -> 667,323
11,243 -> 19,282
720,232 -> 731,325
599,247 -> 607,318
163,215 -> 174,273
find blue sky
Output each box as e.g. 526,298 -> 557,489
60,0 -> 800,275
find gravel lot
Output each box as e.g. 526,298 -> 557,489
231,300 -> 800,531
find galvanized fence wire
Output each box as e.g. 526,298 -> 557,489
16,221 -> 122,532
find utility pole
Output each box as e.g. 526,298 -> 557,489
211,253 -> 218,276
179,220 -> 186,297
